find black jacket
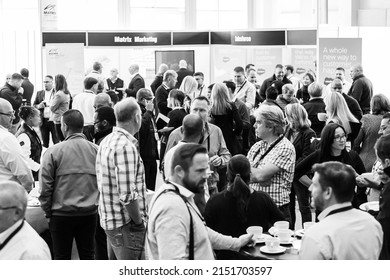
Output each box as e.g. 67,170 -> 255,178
285,126 -> 316,165
377,166 -> 390,260
0,83 -> 22,124
136,103 -> 158,161
22,78 -> 34,106
176,68 -> 194,88
125,74 -> 145,98
303,98 -> 326,137
259,75 -> 291,101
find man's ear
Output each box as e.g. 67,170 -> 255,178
173,165 -> 185,180
323,186 -> 333,201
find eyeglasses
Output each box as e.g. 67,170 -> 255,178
43,81 -> 52,83
0,206 -> 17,210
334,134 -> 347,141
0,110 -> 15,118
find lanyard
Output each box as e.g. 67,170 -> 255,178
236,81 -> 247,95
0,221 -> 24,251
325,205 -> 353,218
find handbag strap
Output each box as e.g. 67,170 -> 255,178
252,135 -> 284,164
148,183 -> 195,260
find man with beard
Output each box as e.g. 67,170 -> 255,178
299,161 -> 383,260
146,143 -> 252,259
259,64 -> 291,102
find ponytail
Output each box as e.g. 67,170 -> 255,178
230,173 -> 251,223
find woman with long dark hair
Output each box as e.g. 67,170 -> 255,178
295,123 -> 366,208
204,155 -> 284,259
296,72 -> 315,104
50,74 -> 70,141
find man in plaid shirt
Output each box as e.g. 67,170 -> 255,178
96,97 -> 147,260
247,104 -> 296,225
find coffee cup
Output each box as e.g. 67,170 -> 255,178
275,229 -> 293,242
274,221 -> 289,231
303,222 -> 315,231
246,226 -> 263,240
265,237 -> 280,251
317,112 -> 327,122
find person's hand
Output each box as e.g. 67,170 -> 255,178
237,233 -> 254,248
363,176 -> 381,189
356,176 -> 370,188
18,87 -> 24,94
38,101 -> 46,109
116,87 -> 125,91
209,155 -> 222,167
146,100 -> 154,111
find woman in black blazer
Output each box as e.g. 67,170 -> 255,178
285,103 -> 316,229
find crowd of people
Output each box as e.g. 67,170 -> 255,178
0,60 -> 389,260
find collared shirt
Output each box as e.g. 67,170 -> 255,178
247,137 -> 295,206
0,220 -> 51,260
233,79 -> 256,110
300,202 -> 383,260
43,89 -> 54,118
0,125 -> 33,192
194,84 -> 207,98
146,181 -> 241,260
96,126 -> 147,230
72,90 -> 95,126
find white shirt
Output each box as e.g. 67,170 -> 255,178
163,141 -> 186,180
72,90 -> 96,126
0,220 -> 51,260
86,70 -> 108,90
194,84 -> 208,98
233,80 -> 256,110
299,202 -> 383,260
0,125 -> 33,192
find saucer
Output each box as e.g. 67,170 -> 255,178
295,229 -> 305,238
279,238 -> 294,245
260,246 -> 286,255
359,201 -> 379,212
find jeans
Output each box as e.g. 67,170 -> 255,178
105,221 -> 146,260
289,180 -> 312,229
49,214 -> 97,260
40,118 -> 59,147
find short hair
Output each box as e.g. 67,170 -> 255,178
129,64 -> 139,72
20,68 -> 29,78
245,64 -> 255,72
265,86 -> 278,100
95,106 -> 116,127
94,93 -> 112,109
207,83 -> 215,91
193,72 -> 204,78
170,143 -> 207,174
335,67 -> 345,72
62,109 -> 84,131
233,66 -> 245,74
11,73 -> 23,80
168,89 -> 185,106
223,80 -> 236,93
371,93 -> 390,115
312,161 -> 356,203
182,114 -> 203,139
158,63 -> 168,74
93,62 -> 102,71
331,78 -> 343,89
193,95 -> 211,106
18,106 -> 39,121
285,65 -> 294,73
376,134 -> 390,163
114,97 -> 140,123
282,84 -> 294,94
136,88 -> 153,101
308,82 -> 323,98
254,105 -> 285,135
84,77 -> 98,90
179,60 -> 187,68
353,64 -> 363,73
285,103 -> 311,130
163,70 -> 177,82
0,181 -> 28,217
45,75 -> 53,80
275,64 -> 283,69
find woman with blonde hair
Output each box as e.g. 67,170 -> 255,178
325,91 -> 361,141
285,103 -> 316,228
179,76 -> 198,112
210,82 -> 243,155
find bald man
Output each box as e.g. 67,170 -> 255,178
0,181 -> 51,259
96,97 -> 147,260
94,92 -> 112,110
0,99 -> 33,192
125,64 -> 145,98
331,78 -> 362,121
348,65 -> 373,114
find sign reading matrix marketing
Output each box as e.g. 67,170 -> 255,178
318,38 -> 362,85
88,32 -> 171,46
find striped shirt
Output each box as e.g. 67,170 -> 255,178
247,137 -> 296,207
96,126 -> 147,230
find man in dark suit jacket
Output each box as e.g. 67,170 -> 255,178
125,64 -> 145,98
175,60 -> 193,88
259,64 -> 291,100
21,68 -> 34,106
155,70 -> 177,129
33,75 -> 58,147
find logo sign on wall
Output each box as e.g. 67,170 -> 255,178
46,43 -> 84,95
41,0 -> 58,31
318,38 -> 362,85
252,48 -> 283,85
291,48 -> 317,76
